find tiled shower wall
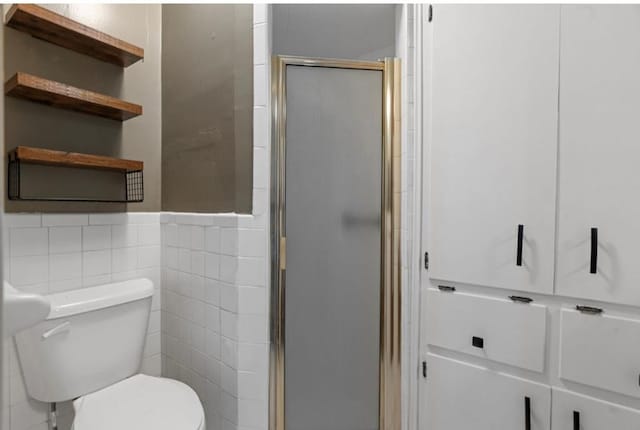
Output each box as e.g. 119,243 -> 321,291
2,212 -> 163,430
160,213 -> 269,430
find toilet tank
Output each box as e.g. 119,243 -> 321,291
14,278 -> 154,402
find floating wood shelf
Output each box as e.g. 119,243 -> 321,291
5,4 -> 144,67
5,73 -> 142,121
8,146 -> 144,203
10,146 -> 143,172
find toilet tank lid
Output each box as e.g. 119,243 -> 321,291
46,278 -> 154,320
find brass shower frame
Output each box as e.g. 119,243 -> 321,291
270,55 -> 401,430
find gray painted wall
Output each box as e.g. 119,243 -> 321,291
3,4 -> 162,212
162,5 -> 253,213
273,5 -> 396,60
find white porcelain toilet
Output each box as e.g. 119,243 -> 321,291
14,278 -> 205,430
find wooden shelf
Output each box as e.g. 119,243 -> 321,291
5,4 -> 144,67
10,146 -> 143,172
5,72 -> 142,121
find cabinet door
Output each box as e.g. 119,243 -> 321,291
556,6 -> 640,305
552,388 -> 640,429
424,353 -> 551,430
429,5 -> 559,294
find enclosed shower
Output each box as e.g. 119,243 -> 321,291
270,56 -> 401,430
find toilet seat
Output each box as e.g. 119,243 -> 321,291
72,374 -> 205,430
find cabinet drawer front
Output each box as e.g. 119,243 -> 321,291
426,288 -> 547,372
552,388 -> 640,429
425,353 -> 551,430
560,308 -> 640,398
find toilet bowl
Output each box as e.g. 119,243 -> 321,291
14,279 -> 205,430
72,374 -> 205,430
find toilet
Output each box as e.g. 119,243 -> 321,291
14,278 -> 205,430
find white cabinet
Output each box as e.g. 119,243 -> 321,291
552,388 -> 640,429
429,5 -> 559,294
556,6 -> 640,306
559,308 -> 640,399
426,288 -> 547,372
424,353 -> 551,430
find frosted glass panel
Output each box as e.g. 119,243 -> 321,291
284,65 -> 382,430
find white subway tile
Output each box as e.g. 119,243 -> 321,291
10,256 -> 48,286
191,251 -> 205,276
221,284 -> 238,313
221,337 -> 238,369
191,274 -> 206,301
205,253 -> 220,280
204,278 -> 221,306
88,213 -> 127,225
82,274 -> 112,287
237,343 -> 268,372
191,226 -> 205,251
206,305 -> 221,333
237,314 -> 268,343
235,257 -> 266,286
253,147 -> 269,190
206,330 -> 221,359
49,278 -> 82,293
82,250 -> 111,277
82,225 -> 111,251
238,371 -> 267,400
138,246 -> 161,269
205,226 -> 220,253
221,364 -> 237,396
42,213 -> 88,226
220,229 -> 238,256
49,226 -> 81,254
127,212 -> 160,224
138,224 -> 161,246
165,224 -> 178,247
112,247 -> 138,273
144,332 -> 161,357
49,253 -> 82,281
254,64 -> 267,107
253,4 -> 267,25
221,311 -> 238,340
178,225 -> 192,248
237,229 -> 266,257
10,228 -> 48,257
165,246 -> 178,270
179,248 -> 192,273
253,107 -> 268,149
190,324 -> 206,352
112,224 -> 138,248
237,398 -> 267,428
5,213 -> 41,228
253,23 -> 266,65
237,286 -> 266,315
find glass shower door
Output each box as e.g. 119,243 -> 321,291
284,64 -> 383,430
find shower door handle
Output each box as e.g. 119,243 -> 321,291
517,224 -> 524,266
573,411 -> 580,430
590,228 -> 598,274
524,396 -> 531,430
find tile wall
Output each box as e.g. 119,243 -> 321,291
2,212 -> 163,430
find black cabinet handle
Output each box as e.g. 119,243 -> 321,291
524,396 -> 531,430
573,411 -> 580,430
590,228 -> 598,274
517,224 -> 524,266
